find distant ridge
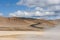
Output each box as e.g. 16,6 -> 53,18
0,16 -> 57,31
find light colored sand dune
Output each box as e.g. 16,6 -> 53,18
0,17 -> 56,31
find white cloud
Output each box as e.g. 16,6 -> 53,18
9,13 -> 16,17
16,0 -> 60,19
9,10 -> 55,18
9,10 -> 25,17
47,0 -> 60,4
9,10 -> 34,17
16,0 -> 46,7
16,0 -> 60,11
45,12 -> 55,15
35,7 -> 44,11
35,11 -> 43,16
0,13 -> 3,16
16,0 -> 60,7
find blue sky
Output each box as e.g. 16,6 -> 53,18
0,0 -> 18,16
0,0 -> 31,16
0,0 -> 60,20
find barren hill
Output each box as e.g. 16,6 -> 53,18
0,17 -> 56,31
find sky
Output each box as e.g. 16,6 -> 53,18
0,0 -> 60,20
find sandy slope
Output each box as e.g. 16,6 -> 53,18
0,31 -> 60,40
0,17 -> 56,31
0,31 -> 43,40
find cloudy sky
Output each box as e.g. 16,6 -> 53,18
0,0 -> 60,20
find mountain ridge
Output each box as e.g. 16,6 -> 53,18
0,16 -> 57,31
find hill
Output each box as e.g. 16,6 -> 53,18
0,17 -> 56,31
